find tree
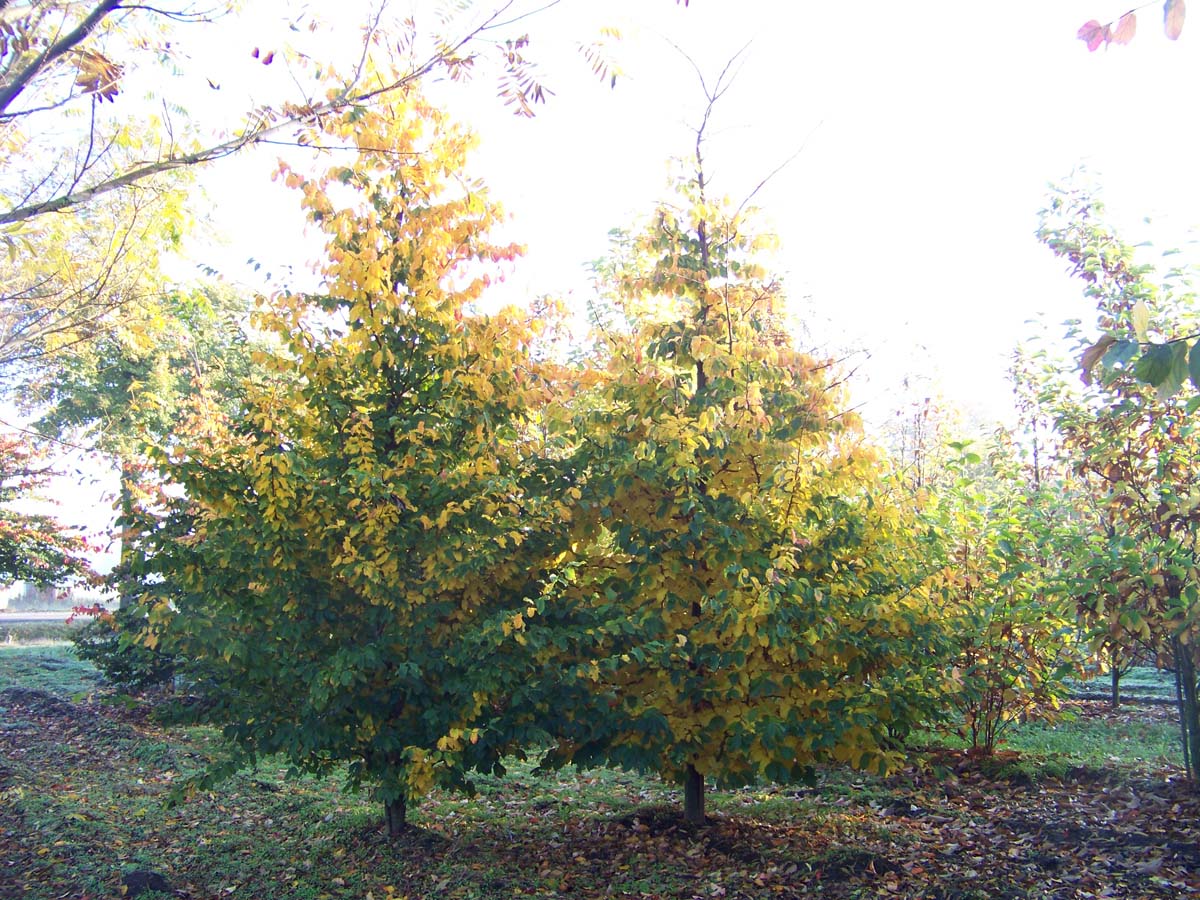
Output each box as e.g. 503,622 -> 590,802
0,431 -> 94,586
1039,195 -> 1200,781
133,81 -> 597,837
554,83 -> 949,824
0,0 -> 664,229
1042,187 -> 1200,402
925,436 -> 1084,755
17,282 -> 260,603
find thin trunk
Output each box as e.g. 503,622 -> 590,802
683,764 -> 705,825
385,795 -> 407,838
117,460 -> 136,609
1176,643 -> 1200,784
1111,664 -> 1121,708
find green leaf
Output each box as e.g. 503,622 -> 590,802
1188,339 -> 1200,393
1133,342 -> 1176,387
1103,339 -> 1140,369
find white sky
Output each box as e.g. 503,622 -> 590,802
20,0 -> 1200,568
190,0 -> 1200,427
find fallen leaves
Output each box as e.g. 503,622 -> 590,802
1,682 -> 1199,898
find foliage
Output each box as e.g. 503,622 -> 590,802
0,1 -> 657,229
131,82 -> 593,836
1037,190 -> 1200,781
926,438 -> 1084,755
0,431 -> 93,586
1079,1 -> 1186,51
70,604 -> 175,689
554,151 -> 950,824
1042,187 -> 1200,402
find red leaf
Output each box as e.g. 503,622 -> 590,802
1165,0 -> 1186,40
1078,19 -> 1107,51
1112,12 -> 1137,44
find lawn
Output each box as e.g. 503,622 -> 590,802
2,643 -> 1198,900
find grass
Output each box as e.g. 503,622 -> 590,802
2,647 -> 1198,900
0,642 -> 102,695
0,619 -> 81,645
1067,665 -> 1178,703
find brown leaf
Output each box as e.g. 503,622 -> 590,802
1080,334 -> 1117,384
1112,12 -> 1138,44
1165,0 -> 1186,40
1078,19 -> 1107,51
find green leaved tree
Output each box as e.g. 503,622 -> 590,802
133,81 -> 599,837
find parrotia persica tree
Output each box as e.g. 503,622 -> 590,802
135,83 -> 591,837
554,144 -> 949,824
1038,191 -> 1200,781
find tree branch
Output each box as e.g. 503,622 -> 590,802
0,0 -> 124,118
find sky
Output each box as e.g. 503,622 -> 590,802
186,0 -> 1200,429
17,0 -> 1200,571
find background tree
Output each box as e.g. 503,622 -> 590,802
1039,193 -> 1200,781
17,282 -> 260,603
925,435 -> 1085,755
0,431 -> 94,585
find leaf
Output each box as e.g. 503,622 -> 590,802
1165,0 -> 1186,40
1077,19 -> 1107,51
1188,339 -> 1200,391
1102,339 -> 1140,369
1080,334 -> 1116,384
1131,300 -> 1150,342
1133,341 -> 1176,386
1112,12 -> 1138,44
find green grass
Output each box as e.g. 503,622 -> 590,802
0,619 -> 81,644
1068,665 -> 1177,702
1004,711 -> 1180,770
0,642 -> 102,695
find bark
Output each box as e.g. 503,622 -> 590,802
385,795 -> 407,838
1176,642 -> 1200,784
117,460 -> 136,610
683,764 -> 705,825
1111,664 -> 1121,708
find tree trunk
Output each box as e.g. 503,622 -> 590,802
683,764 -> 705,825
1111,664 -> 1121,708
385,795 -> 407,838
117,461 -> 136,610
1175,641 -> 1200,784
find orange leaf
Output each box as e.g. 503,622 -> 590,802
1165,0 -> 1186,40
1112,12 -> 1137,44
1077,19 -> 1107,51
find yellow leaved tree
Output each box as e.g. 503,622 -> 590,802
554,141 -> 950,824
133,79 -> 590,838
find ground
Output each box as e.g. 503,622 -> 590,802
1,641 -> 1198,899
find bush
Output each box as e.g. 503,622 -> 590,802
71,604 -> 175,689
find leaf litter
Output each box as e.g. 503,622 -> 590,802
1,682 -> 1198,899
